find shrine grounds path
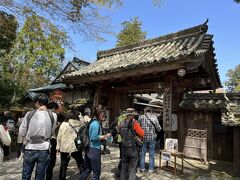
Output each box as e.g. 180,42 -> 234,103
0,144 -> 238,180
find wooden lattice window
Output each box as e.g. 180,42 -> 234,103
183,128 -> 207,162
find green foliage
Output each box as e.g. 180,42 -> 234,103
225,64 -> 240,92
236,82 -> 240,92
12,15 -> 65,85
116,17 -> 147,47
0,1 -> 162,41
0,11 -> 18,107
0,11 -> 18,56
234,0 -> 240,3
0,79 -> 20,107
0,0 -> 121,41
0,15 -> 66,106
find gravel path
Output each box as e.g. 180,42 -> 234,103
0,145 -> 237,180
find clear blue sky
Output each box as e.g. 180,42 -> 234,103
66,0 -> 240,85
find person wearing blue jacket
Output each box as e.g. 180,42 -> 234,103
79,105 -> 111,180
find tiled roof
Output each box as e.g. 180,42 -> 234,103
52,57 -> 90,84
29,83 -> 66,93
179,93 -> 240,111
71,57 -> 90,70
63,23 -> 220,85
180,93 -> 240,126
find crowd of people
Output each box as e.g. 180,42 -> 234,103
0,93 -> 163,180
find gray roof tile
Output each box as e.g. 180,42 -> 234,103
63,23 -> 220,85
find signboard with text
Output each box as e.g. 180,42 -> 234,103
163,87 -> 172,131
50,89 -> 64,112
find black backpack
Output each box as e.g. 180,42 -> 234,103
69,119 -> 100,151
129,120 -> 143,147
121,119 -> 143,148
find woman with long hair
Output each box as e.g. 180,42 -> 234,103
79,105 -> 112,180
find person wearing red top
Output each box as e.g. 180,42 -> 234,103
118,108 -> 144,180
132,120 -> 144,138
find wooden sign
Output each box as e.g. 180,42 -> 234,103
50,89 -> 64,112
163,87 -> 172,131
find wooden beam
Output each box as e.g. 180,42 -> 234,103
112,82 -> 163,93
125,79 -> 137,86
63,62 -> 183,84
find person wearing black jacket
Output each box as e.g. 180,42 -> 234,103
46,102 -> 59,180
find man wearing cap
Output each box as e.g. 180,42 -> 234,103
138,107 -> 161,173
83,107 -> 91,123
118,108 -> 144,180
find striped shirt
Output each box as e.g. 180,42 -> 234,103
138,113 -> 161,142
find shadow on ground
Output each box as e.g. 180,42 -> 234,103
0,145 -> 239,180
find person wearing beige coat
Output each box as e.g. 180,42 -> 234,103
0,124 -> 11,174
57,110 -> 85,180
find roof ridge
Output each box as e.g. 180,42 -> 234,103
73,57 -> 90,65
183,93 -> 240,100
97,23 -> 208,59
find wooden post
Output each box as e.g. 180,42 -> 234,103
174,155 -> 176,175
93,86 -> 102,106
233,127 -> 240,177
178,111 -> 185,152
109,89 -> 121,121
163,78 -> 173,138
159,150 -> 162,169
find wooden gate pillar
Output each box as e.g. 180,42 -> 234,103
93,86 -> 102,106
163,77 -> 173,138
233,127 -> 240,177
178,111 -> 185,152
